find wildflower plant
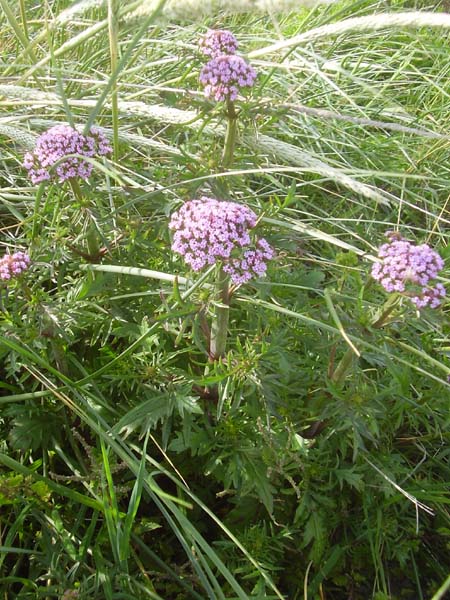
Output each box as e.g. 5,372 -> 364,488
23,124 -> 111,184
169,197 -> 273,284
198,29 -> 238,57
329,233 -> 446,387
198,31 -> 257,167
170,197 -> 273,358
371,231 -> 446,309
23,124 -> 112,262
0,251 -> 31,281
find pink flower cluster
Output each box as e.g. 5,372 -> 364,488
23,124 -> 112,184
223,238 -> 274,284
199,29 -> 238,58
200,55 -> 257,102
169,197 -> 273,284
0,251 -> 30,281
198,29 -> 256,102
371,232 -> 446,309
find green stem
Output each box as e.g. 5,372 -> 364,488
330,294 -> 401,385
68,180 -> 100,261
31,183 -> 46,241
86,223 -> 100,259
209,266 -> 230,361
371,293 -> 401,329
108,0 -> 120,162
69,178 -> 86,205
18,0 -> 29,41
222,100 -> 238,169
330,347 -> 354,385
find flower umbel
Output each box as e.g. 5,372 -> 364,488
0,251 -> 30,281
223,238 -> 274,284
199,29 -> 238,57
23,124 -> 112,184
169,197 -> 273,284
371,232 -> 446,308
199,55 -> 257,101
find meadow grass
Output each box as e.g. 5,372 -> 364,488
0,0 -> 449,598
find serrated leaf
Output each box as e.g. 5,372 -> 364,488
115,393 -> 173,437
173,392 -> 203,417
242,456 -> 275,515
302,509 -> 328,564
300,270 -> 326,289
335,469 -> 364,491
7,408 -> 61,452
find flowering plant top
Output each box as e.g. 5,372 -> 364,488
0,251 -> 30,281
23,124 -> 112,184
169,196 -> 273,284
200,55 -> 257,102
199,30 -> 238,58
371,232 -> 446,309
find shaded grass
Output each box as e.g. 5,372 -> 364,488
0,0 -> 449,598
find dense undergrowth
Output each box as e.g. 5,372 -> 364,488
0,0 -> 449,598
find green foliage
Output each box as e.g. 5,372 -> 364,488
0,0 -> 449,599
0,472 -> 51,505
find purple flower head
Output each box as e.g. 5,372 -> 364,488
169,197 -> 273,284
199,30 -> 238,58
371,232 -> 446,308
223,238 -> 274,284
0,251 -> 30,281
199,55 -> 257,102
23,124 -> 112,184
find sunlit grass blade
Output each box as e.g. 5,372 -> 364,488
108,0 -> 120,161
120,431 -> 150,566
249,12 -> 450,58
84,0 -> 168,133
100,438 -> 122,566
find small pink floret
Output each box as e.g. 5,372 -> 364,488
169,197 -> 273,284
371,232 -> 446,309
199,30 -> 238,58
200,55 -> 256,102
0,251 -> 31,281
23,124 -> 112,184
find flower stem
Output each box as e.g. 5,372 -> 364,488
209,266 -> 230,360
68,180 -> 101,261
31,183 -> 46,241
86,222 -> 100,259
69,179 -> 86,205
222,100 -> 238,169
330,294 -> 402,385
371,293 -> 401,329
330,347 -> 355,385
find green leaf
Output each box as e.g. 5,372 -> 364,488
303,511 -> 327,563
6,406 -> 62,452
114,393 -> 173,437
243,458 -> 275,515
334,469 -> 365,492
120,432 -> 150,565
30,481 -> 51,502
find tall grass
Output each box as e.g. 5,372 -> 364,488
0,0 -> 449,598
